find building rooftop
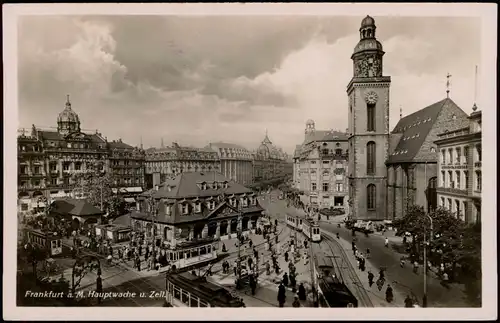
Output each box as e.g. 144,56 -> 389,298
387,98 -> 458,164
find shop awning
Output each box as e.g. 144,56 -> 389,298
112,187 -> 143,194
124,197 -> 136,203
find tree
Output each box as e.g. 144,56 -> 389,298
27,245 -> 49,281
74,167 -> 126,220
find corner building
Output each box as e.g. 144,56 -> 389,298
347,16 -> 390,220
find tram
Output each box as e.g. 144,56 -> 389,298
166,238 -> 219,271
165,271 -> 245,307
302,218 -> 321,242
286,214 -> 321,242
286,214 -> 303,232
24,228 -> 63,257
311,243 -> 358,307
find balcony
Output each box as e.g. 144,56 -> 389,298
474,161 -> 481,168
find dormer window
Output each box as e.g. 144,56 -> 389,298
251,197 -> 257,206
181,203 -> 189,215
194,201 -> 201,213
207,200 -> 215,210
241,198 -> 248,207
230,197 -> 237,207
223,182 -> 228,189
165,205 -> 171,215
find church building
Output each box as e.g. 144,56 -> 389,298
348,16 -> 476,221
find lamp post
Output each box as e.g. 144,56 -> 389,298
423,213 -> 433,308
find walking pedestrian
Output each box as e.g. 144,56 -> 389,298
266,261 -> 271,275
233,261 -> 238,276
282,272 -> 289,287
368,271 -> 374,287
298,283 -> 306,301
385,284 -> 394,303
292,295 -> 301,307
366,248 -> 370,259
384,237 -> 389,248
442,272 -> 449,288
277,282 -> 286,307
413,261 -> 419,274
275,235 -> 279,244
96,275 -> 103,304
284,251 -> 289,263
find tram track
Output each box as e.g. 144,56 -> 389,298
322,233 -> 373,307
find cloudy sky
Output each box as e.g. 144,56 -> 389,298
17,15 -> 481,154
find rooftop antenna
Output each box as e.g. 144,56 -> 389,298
472,65 -> 478,112
446,73 -> 452,98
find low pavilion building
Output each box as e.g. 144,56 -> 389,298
130,171 -> 265,247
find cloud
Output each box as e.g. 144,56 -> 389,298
18,16 -> 481,155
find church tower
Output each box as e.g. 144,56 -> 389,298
347,16 -> 391,220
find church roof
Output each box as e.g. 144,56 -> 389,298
387,98 -> 454,164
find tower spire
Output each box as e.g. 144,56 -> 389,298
140,136 -> 143,149
446,73 -> 452,98
161,137 -> 164,148
400,105 -> 403,119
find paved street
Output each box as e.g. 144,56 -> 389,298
319,216 -> 470,307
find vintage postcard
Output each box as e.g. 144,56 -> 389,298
3,3 -> 497,321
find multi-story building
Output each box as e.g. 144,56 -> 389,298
252,132 -> 290,186
293,120 -> 350,210
17,96 -> 145,214
130,171 -> 264,247
435,106 -> 481,223
144,142 -> 221,189
207,142 -> 253,186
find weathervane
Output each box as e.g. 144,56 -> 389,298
446,73 -> 452,98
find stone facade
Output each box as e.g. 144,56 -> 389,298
252,132 -> 290,185
435,109 -> 481,224
293,121 -> 350,210
347,16 -> 390,220
207,142 -> 254,186
17,97 -> 145,215
144,143 -> 221,189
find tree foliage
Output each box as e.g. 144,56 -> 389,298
74,167 -> 126,219
393,205 -> 481,285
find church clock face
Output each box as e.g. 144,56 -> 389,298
365,91 -> 378,104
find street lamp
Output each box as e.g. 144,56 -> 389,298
423,213 -> 433,308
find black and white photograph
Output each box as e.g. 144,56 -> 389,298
3,3 -> 497,321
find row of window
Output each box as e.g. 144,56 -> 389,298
439,197 -> 480,222
311,183 -> 344,192
440,144 -> 481,165
160,197 -> 257,216
440,170 -> 481,191
309,160 -> 345,167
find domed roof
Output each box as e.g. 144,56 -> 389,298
361,15 -> 375,28
57,96 -> 80,124
353,38 -> 383,54
306,119 -> 315,126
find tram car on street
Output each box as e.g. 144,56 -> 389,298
23,228 -> 63,257
302,217 -> 321,242
166,238 -> 219,271
286,214 -> 303,232
165,271 -> 245,307
311,243 -> 358,307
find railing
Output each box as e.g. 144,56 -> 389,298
436,187 -> 467,195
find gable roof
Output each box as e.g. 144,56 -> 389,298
387,98 -> 451,164
108,140 -> 134,149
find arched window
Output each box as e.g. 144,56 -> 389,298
366,141 -> 376,175
367,103 -> 376,131
367,184 -> 376,210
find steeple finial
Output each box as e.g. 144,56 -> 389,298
400,105 -> 403,119
66,94 -> 71,108
161,137 -> 164,148
140,136 -> 143,149
472,65 -> 478,111
446,73 -> 452,98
